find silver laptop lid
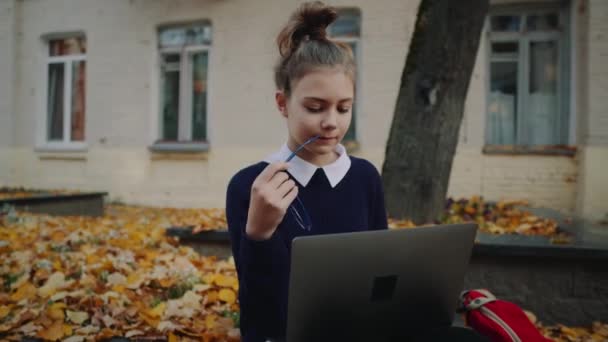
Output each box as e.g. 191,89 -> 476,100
286,223 -> 477,342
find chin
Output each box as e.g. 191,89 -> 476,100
315,144 -> 338,153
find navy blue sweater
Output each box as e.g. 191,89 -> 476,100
226,157 -> 389,342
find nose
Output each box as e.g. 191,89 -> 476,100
321,110 -> 338,131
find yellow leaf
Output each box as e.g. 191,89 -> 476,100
145,302 -> 166,318
159,278 -> 175,288
139,312 -> 160,329
63,324 -> 73,337
218,289 -> 236,304
86,254 -> 100,265
202,274 -> 215,285
126,272 -> 144,289
47,302 -> 66,320
53,260 -> 63,271
128,230 -> 146,242
168,331 -> 179,342
38,320 -> 65,341
0,305 -> 11,320
215,275 -> 238,289
112,284 -> 126,293
10,282 -> 37,301
144,250 -> 159,261
205,314 -> 217,330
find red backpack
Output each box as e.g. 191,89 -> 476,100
459,289 -> 553,342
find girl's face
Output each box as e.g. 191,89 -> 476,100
276,67 -> 354,166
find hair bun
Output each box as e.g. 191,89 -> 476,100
295,1 -> 337,40
277,1 -> 338,57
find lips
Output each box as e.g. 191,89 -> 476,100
317,137 -> 337,144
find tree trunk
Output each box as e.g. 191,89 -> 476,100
382,0 -> 489,224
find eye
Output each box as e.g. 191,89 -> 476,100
306,106 -> 323,113
338,106 -> 351,114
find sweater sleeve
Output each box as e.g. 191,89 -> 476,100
226,170 -> 290,341
369,164 -> 389,231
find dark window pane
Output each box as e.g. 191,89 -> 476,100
527,13 -> 559,31
329,9 -> 360,37
49,37 -> 86,56
490,15 -> 521,32
491,42 -> 518,54
159,24 -> 212,48
71,61 -> 86,141
161,54 -> 180,141
490,61 -> 518,94
487,61 -> 518,145
47,63 -> 65,141
191,51 -> 208,141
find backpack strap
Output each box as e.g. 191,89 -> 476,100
460,289 -> 498,311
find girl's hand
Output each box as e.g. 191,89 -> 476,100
246,162 -> 299,240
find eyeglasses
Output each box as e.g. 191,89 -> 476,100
285,135 -> 320,231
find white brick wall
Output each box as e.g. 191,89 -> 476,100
587,0 -> 608,146
577,0 -> 608,221
0,0 -> 605,220
0,0 -> 16,185
0,0 -> 15,147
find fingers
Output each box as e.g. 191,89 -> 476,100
258,162 -> 289,183
277,179 -> 297,198
279,183 -> 298,207
269,171 -> 290,189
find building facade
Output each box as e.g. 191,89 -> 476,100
0,0 -> 606,222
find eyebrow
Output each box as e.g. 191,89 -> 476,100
303,97 -> 353,103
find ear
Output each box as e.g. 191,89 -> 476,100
275,90 -> 288,118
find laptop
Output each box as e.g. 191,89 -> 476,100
285,223 -> 477,342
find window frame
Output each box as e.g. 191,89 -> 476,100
329,8 -> 361,144
484,3 -> 572,150
158,44 -> 210,143
38,34 -> 87,151
155,22 -> 212,147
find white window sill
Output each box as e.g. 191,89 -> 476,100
35,142 -> 89,153
148,141 -> 210,153
483,145 -> 577,157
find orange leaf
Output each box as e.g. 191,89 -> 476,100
37,320 -> 65,341
205,291 -> 218,304
11,282 -> 37,301
62,324 -> 73,337
159,278 -> 176,288
168,331 -> 180,342
0,305 -> 11,320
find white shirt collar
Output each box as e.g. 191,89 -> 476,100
263,143 -> 351,188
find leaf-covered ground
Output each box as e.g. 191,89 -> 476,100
0,203 -> 605,341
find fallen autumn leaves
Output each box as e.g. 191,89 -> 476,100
1,205 -> 239,341
0,204 -> 605,341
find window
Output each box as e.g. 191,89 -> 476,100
486,6 -> 570,147
158,22 -> 211,143
329,9 -> 361,142
46,36 -> 86,143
